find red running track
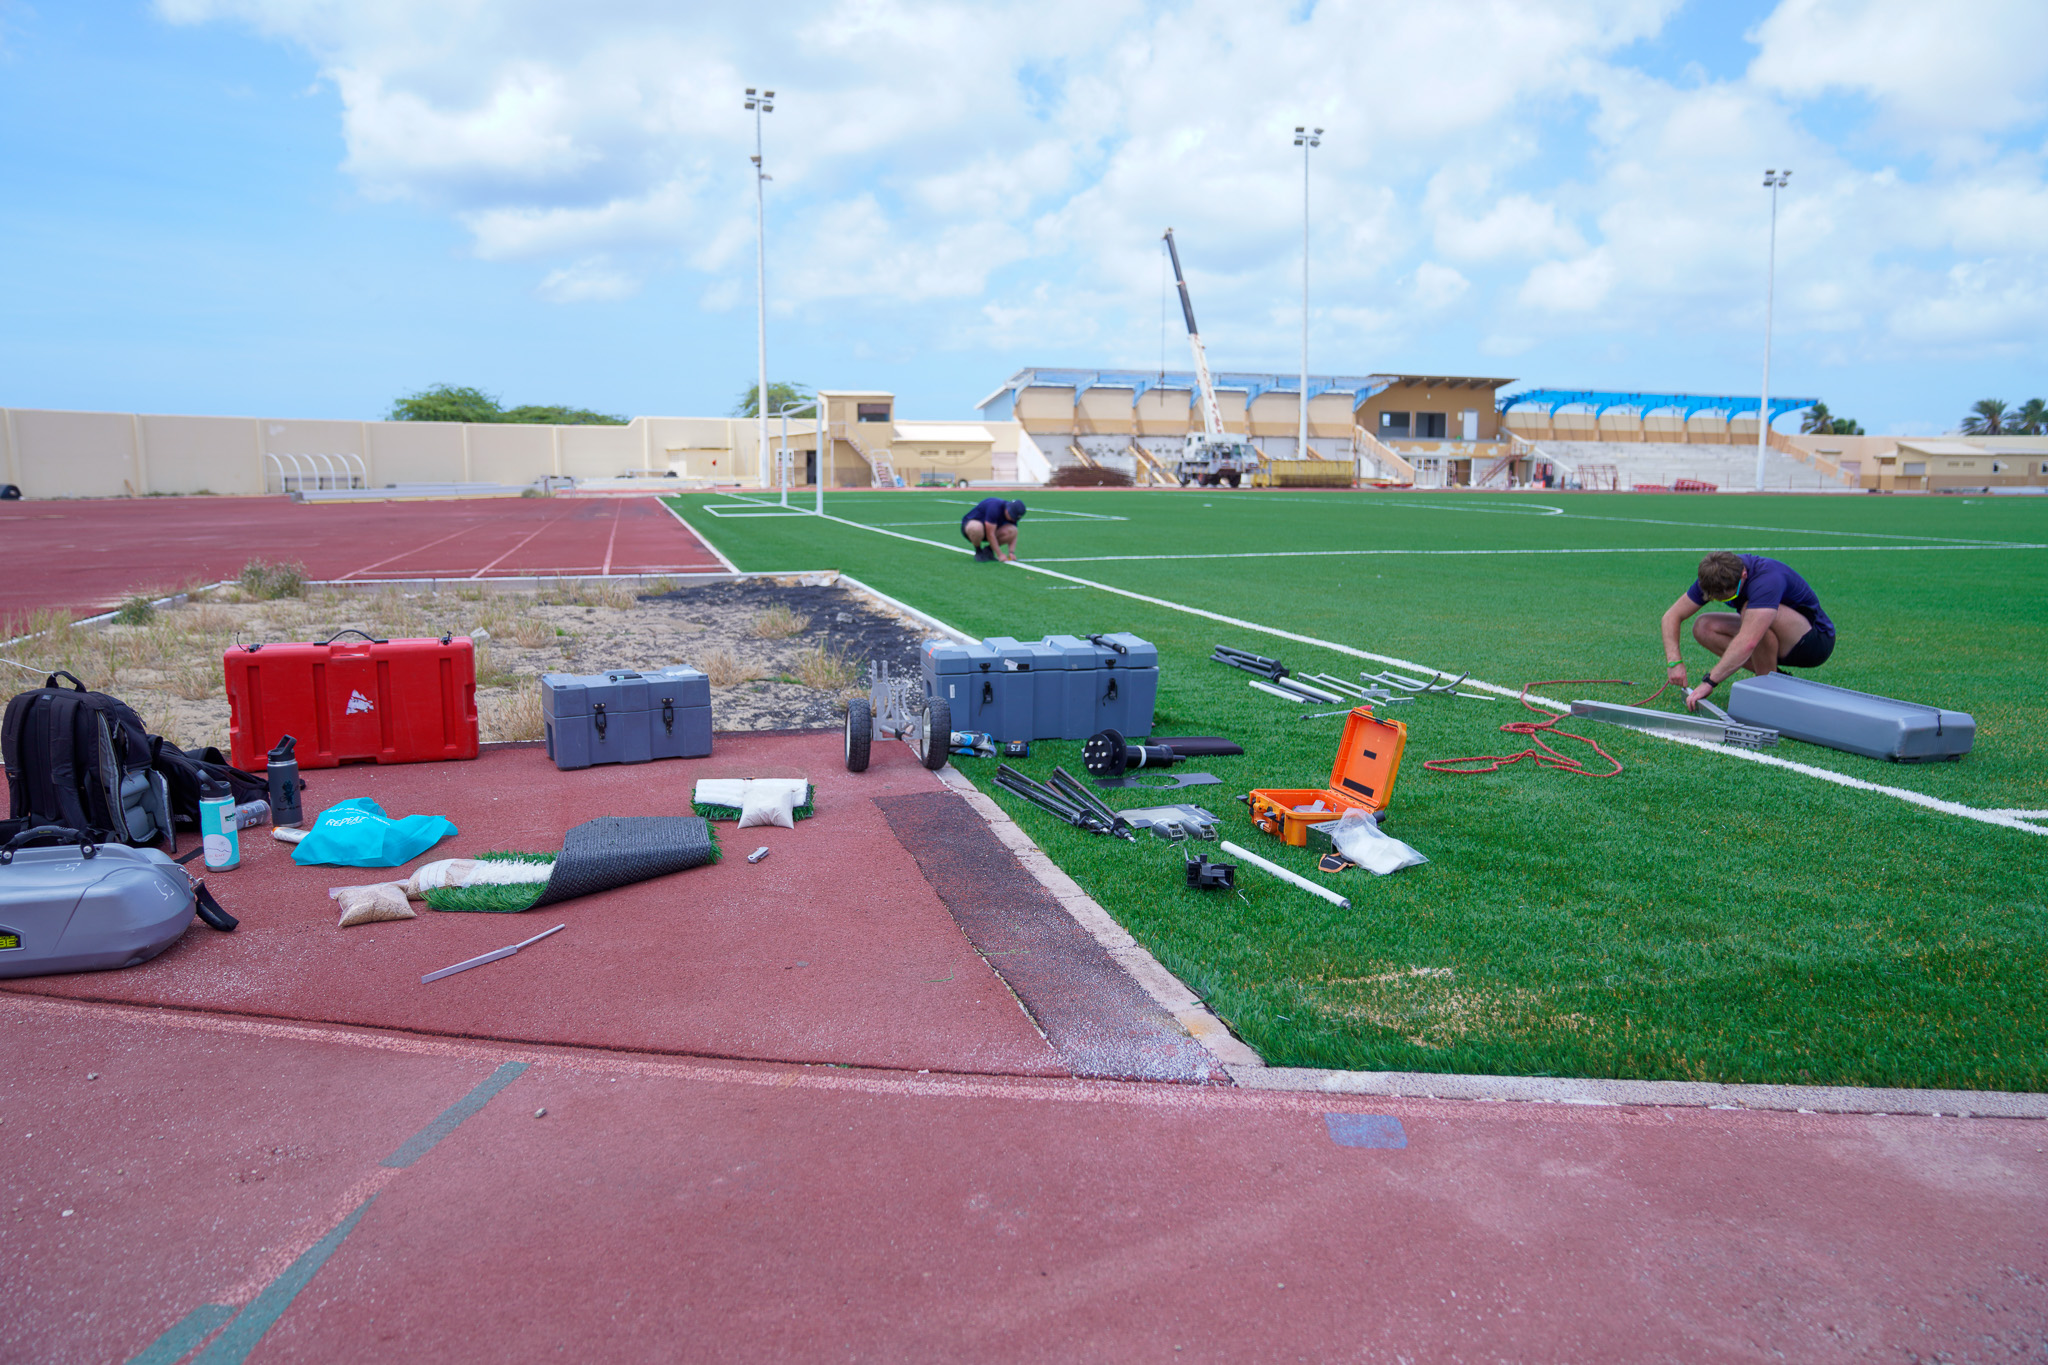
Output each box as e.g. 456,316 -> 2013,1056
0,495 -> 726,618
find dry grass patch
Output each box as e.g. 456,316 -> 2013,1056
701,646 -> 761,689
509,616 -> 557,649
236,558 -> 306,600
750,605 -> 809,639
791,643 -> 859,691
169,661 -> 222,701
482,682 -> 547,742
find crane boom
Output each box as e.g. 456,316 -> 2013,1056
1163,228 -> 1226,441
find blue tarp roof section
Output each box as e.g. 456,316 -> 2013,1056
1497,389 -> 1820,422
978,367 -> 1397,414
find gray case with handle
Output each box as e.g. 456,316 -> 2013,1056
0,828 -> 198,978
1727,672 -> 1975,762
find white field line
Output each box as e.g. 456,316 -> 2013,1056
677,493 -> 2046,838
1033,543 -> 2043,564
656,499 -> 740,572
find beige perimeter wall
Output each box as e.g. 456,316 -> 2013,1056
0,408 -> 794,498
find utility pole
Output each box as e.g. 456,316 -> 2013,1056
1294,126 -> 1322,461
1757,168 -> 1790,492
746,87 -> 775,490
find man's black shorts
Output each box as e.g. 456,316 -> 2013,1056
1781,623 -> 1835,668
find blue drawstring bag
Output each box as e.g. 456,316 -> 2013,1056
291,798 -> 459,868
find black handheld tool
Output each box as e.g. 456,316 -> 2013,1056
1185,851 -> 1236,890
1082,728 -> 1245,778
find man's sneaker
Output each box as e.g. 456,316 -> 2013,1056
974,544 -> 995,562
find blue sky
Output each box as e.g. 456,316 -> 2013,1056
2,0 -> 2043,433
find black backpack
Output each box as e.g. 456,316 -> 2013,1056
2,672 -> 172,847
151,742 -> 270,829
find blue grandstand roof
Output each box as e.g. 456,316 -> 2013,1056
1497,388 -> 1819,421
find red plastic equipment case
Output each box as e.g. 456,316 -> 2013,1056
223,630 -> 479,771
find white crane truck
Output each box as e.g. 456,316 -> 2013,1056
1163,228 -> 1258,488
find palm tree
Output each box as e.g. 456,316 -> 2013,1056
1800,402 -> 1834,434
1961,399 -> 2008,435
2014,398 -> 2048,436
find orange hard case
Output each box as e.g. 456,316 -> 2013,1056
1246,706 -> 1407,846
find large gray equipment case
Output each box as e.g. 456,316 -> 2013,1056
541,666 -> 712,771
924,634 -> 1159,743
0,829 -> 197,978
1728,672 -> 1975,762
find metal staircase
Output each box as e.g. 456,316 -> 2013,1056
832,422 -> 898,488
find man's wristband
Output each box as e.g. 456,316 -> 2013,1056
1667,658 -> 1683,667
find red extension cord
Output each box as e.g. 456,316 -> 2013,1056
1422,680 -> 1674,779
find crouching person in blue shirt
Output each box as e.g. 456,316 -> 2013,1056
961,498 -> 1026,563
1661,551 -> 1836,712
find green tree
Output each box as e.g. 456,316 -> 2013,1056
1799,402 -> 1862,436
2012,398 -> 2048,436
390,384 -> 504,423
732,381 -> 815,418
501,404 -> 626,425
1961,398 -> 2009,435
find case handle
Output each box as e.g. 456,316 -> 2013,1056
318,629 -> 389,646
43,670 -> 89,692
0,825 -> 97,863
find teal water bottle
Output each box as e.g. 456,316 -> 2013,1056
199,776 -> 241,871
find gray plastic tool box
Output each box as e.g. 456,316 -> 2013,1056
984,637 -> 1061,741
1727,672 -> 1974,762
1089,632 -> 1159,737
922,640 -> 1033,741
0,836 -> 196,978
541,665 -> 712,771
1034,635 -> 1103,739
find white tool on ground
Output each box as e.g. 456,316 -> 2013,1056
1568,698 -> 1778,750
421,924 -> 567,984
747,846 -> 771,864
1218,840 -> 1350,910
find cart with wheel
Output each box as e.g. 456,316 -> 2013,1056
845,660 -> 951,772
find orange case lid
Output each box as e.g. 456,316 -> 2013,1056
1327,706 -> 1406,813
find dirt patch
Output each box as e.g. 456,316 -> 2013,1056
0,577 -> 937,751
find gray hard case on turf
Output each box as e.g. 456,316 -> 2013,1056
1727,672 -> 1974,762
0,836 -> 197,978
922,641 -> 1033,741
541,666 -> 712,771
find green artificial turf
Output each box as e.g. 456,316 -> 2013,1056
669,488 -> 2048,1091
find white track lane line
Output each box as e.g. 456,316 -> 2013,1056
1033,543 -> 2044,564
681,495 -> 2043,841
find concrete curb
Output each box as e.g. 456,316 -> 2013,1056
1229,1065 -> 2048,1119
932,765 -> 1260,1069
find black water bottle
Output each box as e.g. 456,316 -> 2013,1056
266,734 -> 304,826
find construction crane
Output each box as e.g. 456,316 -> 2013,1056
1163,228 -> 1256,488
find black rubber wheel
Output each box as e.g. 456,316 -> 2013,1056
1224,470 -> 1242,488
845,697 -> 873,772
917,698 -> 952,770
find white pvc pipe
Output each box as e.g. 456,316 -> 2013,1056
1219,840 -> 1350,910
1250,679 -> 1310,703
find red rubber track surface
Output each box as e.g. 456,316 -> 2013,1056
0,735 -> 1062,1078
7,998 -> 2044,1364
0,495 -> 722,618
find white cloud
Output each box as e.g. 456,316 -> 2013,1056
153,0 -> 2048,404
1411,262 -> 1471,311
1749,0 -> 2048,145
536,258 -> 639,303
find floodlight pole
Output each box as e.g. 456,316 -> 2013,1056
1294,125 -> 1322,461
1757,168 -> 1789,493
746,87 -> 775,493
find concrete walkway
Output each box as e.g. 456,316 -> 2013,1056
3,737 -> 2044,1362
